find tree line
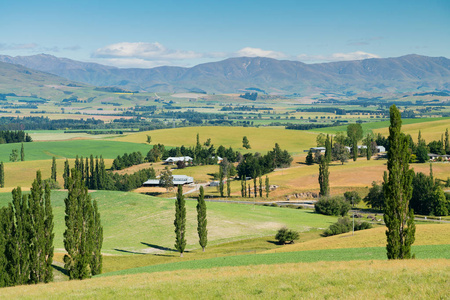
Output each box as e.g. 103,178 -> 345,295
0,130 -> 32,144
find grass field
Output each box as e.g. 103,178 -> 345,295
2,259 -> 449,299
374,117 -> 450,143
114,126 -> 319,154
0,190 -> 338,255
0,140 -> 152,162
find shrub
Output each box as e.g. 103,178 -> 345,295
323,217 -> 373,237
275,227 -> 299,244
43,178 -> 61,189
315,196 -> 351,216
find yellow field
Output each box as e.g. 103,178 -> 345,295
0,159 -> 113,191
374,118 -> 450,142
2,259 -> 449,299
265,224 -> 450,253
114,126 -> 318,154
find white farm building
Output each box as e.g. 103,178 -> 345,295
143,175 -> 194,186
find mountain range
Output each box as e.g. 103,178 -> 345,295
1,54 -> 449,95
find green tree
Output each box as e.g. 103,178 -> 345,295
253,173 -> 257,198
275,227 -> 299,245
347,124 -> 363,161
364,181 -> 385,210
445,128 -> 449,154
364,134 -> 373,160
219,165 -> 224,197
227,176 -> 231,197
20,143 -> 25,161
332,143 -> 349,165
383,104 -> 415,260
63,159 -> 70,189
305,150 -> 314,165
159,167 -> 174,191
344,191 -> 361,207
196,186 -> 207,252
318,156 -> 330,197
316,133 -> 326,147
242,136 -> 251,149
0,161 -> 4,188
174,185 -> 186,257
28,171 -> 54,283
51,157 -> 57,181
325,134 -> 332,162
63,169 -> 94,280
265,176 -> 270,198
9,149 -> 18,162
90,200 -> 103,275
259,176 -> 263,197
146,135 -> 152,144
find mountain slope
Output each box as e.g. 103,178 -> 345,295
1,54 -> 449,94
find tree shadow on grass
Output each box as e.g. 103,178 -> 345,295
143,192 -> 164,197
52,264 -> 68,276
113,248 -> 147,255
141,242 -> 178,252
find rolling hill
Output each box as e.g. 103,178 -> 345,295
1,54 -> 449,95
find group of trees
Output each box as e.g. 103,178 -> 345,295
63,169 -> 103,279
63,156 -> 156,192
314,196 -> 351,217
174,186 -> 208,256
323,217 -> 372,237
240,175 -> 270,198
237,143 -> 292,178
111,152 -> 144,170
0,130 -> 32,144
0,171 -> 54,287
9,143 -> 25,162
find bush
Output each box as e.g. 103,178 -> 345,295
43,178 -> 61,189
315,196 -> 351,216
323,217 -> 373,237
275,227 -> 299,244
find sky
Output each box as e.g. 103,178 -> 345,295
1,0 -> 449,68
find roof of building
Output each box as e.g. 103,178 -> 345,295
165,156 -> 193,162
143,174 -> 194,186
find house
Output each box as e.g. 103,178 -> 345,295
428,153 -> 450,161
309,147 -> 326,154
164,156 -> 193,165
143,175 -> 194,186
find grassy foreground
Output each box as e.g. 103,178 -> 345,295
2,259 -> 448,299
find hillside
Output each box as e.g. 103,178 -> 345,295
1,54 -> 449,94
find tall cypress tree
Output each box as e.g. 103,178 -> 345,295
174,185 -> 186,257
318,156 -> 330,197
0,207 -> 8,287
227,175 -> 231,197
85,157 -> 89,188
383,105 -> 415,259
63,169 -> 94,280
352,140 -> 358,161
265,176 -> 270,198
253,173 -> 257,198
90,200 -> 103,275
259,176 -> 263,197
94,157 -> 99,190
196,186 -> 207,252
28,171 -> 54,283
0,161 -> 4,188
365,134 -> 372,160
219,165 -> 224,197
20,143 -> 25,162
241,177 -> 245,197
63,159 -> 70,189
51,157 -> 57,181
325,134 -> 332,163
90,155 -> 96,189
80,157 -> 85,182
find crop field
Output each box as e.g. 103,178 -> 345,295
374,117 -> 450,142
2,259 -> 449,299
0,140 -> 152,162
114,126 -> 319,154
0,190 -> 338,255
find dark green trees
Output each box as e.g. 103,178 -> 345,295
20,143 -> 25,161
318,157 -> 330,197
305,150 -> 314,165
51,157 -> 57,181
196,186 -> 207,252
0,161 -> 4,188
325,134 -> 332,163
347,124 -> 363,161
174,185 -> 186,257
63,169 -> 103,279
265,176 -> 270,198
63,159 -> 70,189
242,136 -> 251,149
383,105 -> 415,260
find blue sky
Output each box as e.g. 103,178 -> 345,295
1,0 -> 449,68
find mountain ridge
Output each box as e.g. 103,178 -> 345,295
1,54 -> 449,95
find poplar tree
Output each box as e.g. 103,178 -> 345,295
63,169 -> 94,279
219,165 -> 224,197
90,200 -> 103,275
241,178 -> 245,197
90,155 -> 96,189
365,134 -> 373,160
248,185 -> 251,198
28,171 -> 54,283
51,157 -> 57,181
253,174 -> 257,198
445,128 -> 449,154
174,185 -> 186,257
85,157 -> 89,187
259,176 -> 263,197
63,159 -> 70,189
0,206 -> 9,287
196,186 -> 207,252
265,176 -> 270,198
325,134 -> 332,162
0,161 -> 4,188
383,105 -> 415,259
227,175 -> 231,197
20,143 -> 25,161
318,156 -> 330,197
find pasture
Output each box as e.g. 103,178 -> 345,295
114,126 -> 319,154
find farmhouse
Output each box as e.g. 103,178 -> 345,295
143,175 -> 194,186
428,153 -> 450,161
309,147 -> 326,154
357,145 -> 386,153
164,156 -> 193,165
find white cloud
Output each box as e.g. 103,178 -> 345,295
235,47 -> 287,59
297,51 -> 380,62
93,42 -> 203,60
97,58 -> 178,68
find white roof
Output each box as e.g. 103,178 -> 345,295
310,147 -> 326,150
165,156 -> 193,162
143,174 -> 194,186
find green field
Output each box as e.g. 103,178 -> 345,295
0,140 -> 152,161
0,190 -> 338,255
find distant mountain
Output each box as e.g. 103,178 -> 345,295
1,54 -> 449,95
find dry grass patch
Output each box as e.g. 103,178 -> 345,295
374,118 -> 450,142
